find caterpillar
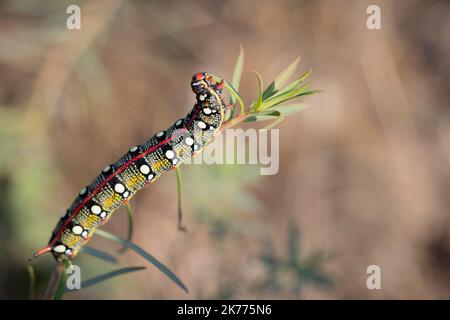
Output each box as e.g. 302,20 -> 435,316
30,72 -> 226,262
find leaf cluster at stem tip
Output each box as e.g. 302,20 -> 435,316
212,48 -> 320,129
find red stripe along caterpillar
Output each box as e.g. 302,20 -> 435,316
29,72 -> 226,261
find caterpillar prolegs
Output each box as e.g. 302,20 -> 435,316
30,72 -> 226,261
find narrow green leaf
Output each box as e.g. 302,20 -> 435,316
301,252 -> 327,268
292,89 -> 321,99
266,103 -> 308,117
245,108 -> 290,128
262,56 -> 300,100
95,228 -> 189,293
223,80 -> 245,115
297,267 -> 333,287
27,265 -> 36,300
252,71 -> 264,112
274,56 -> 301,88
66,266 -> 146,292
82,246 -> 118,264
244,115 -> 279,122
54,272 -> 66,300
229,46 -> 244,106
118,203 -> 134,253
267,69 -> 312,101
244,110 -> 281,123
259,84 -> 312,110
261,82 -> 275,102
175,167 -> 187,231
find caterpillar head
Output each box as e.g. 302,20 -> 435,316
191,72 -> 224,95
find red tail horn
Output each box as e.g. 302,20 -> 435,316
28,246 -> 51,261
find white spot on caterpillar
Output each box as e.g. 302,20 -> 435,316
90,205 -> 101,214
79,187 -> 87,196
198,121 -> 206,129
114,183 -> 125,194
53,245 -> 66,253
82,231 -> 88,238
148,174 -> 154,181
199,94 -> 206,101
72,225 -> 83,235
129,146 -> 138,153
165,150 -> 175,159
139,164 -> 150,175
172,159 -> 178,165
65,249 -> 72,256
175,119 -> 183,126
185,137 -> 194,146
100,212 -> 107,219
102,165 -> 111,173
123,191 -> 130,198
156,131 -> 164,138
203,107 -> 211,115
194,144 -> 199,151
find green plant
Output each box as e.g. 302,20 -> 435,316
216,50 -> 319,131
259,225 -> 332,294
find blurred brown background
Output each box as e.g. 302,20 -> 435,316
1,0 -> 450,299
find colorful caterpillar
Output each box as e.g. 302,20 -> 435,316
30,72 -> 226,261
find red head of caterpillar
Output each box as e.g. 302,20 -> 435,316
191,72 -> 224,95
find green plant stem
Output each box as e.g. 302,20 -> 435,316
54,260 -> 71,300
175,167 -> 187,231
221,113 -> 248,130
27,265 -> 36,300
118,202 -> 134,253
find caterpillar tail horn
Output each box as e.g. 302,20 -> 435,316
28,246 -> 51,262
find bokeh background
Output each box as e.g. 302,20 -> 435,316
1,0 -> 450,299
